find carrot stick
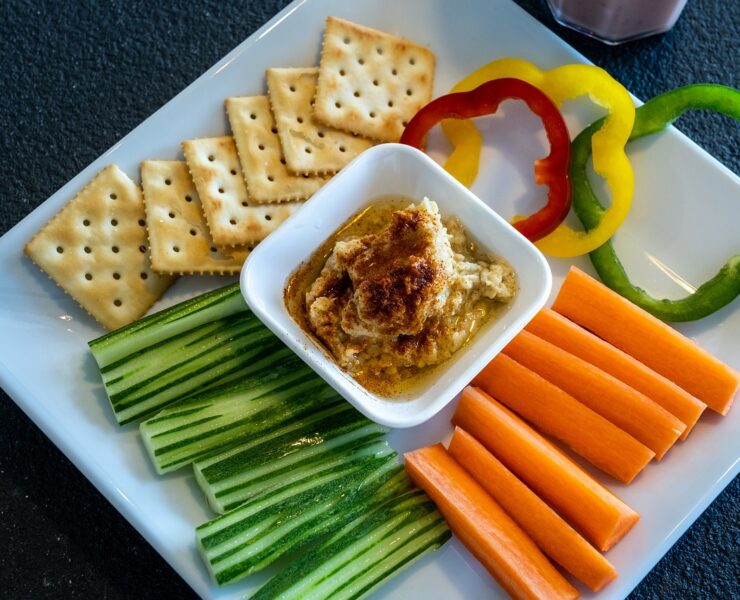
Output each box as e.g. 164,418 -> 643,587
502,331 -> 685,459
453,387 -> 639,552
552,266 -> 739,415
526,308 -> 706,439
449,427 -> 617,592
474,353 -> 654,483
405,443 -> 579,600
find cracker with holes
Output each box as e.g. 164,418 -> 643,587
266,67 -> 373,174
226,96 -> 328,202
24,165 -> 175,330
141,160 -> 249,275
182,136 -> 302,246
314,16 -> 435,142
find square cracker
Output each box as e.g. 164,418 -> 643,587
24,164 -> 175,330
267,67 -> 373,174
141,160 -> 249,275
314,16 -> 435,142
182,136 -> 302,246
225,96 -> 328,203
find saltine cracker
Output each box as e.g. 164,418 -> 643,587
226,96 -> 327,202
24,165 -> 175,330
141,160 -> 248,274
266,67 -> 373,174
182,136 -> 300,246
314,16 -> 435,142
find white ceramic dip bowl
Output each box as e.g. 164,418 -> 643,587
241,143 -> 551,428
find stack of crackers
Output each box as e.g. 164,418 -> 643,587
24,17 -> 435,330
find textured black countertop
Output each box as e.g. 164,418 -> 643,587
1,1 -> 738,598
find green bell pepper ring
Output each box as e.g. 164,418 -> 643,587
572,84 -> 740,322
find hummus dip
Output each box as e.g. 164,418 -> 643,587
285,198 -> 516,396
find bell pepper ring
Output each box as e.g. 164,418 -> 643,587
441,58 -> 635,258
400,78 -> 571,242
572,84 -> 740,322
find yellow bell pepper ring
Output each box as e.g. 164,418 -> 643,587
442,58 -> 635,258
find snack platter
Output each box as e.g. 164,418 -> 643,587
0,0 -> 738,599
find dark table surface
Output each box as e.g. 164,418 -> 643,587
1,1 -> 738,598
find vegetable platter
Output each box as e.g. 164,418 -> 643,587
0,0 -> 738,599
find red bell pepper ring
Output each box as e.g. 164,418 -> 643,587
400,78 -> 571,242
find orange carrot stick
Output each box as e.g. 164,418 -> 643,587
473,353 -> 654,483
502,331 -> 685,459
405,443 -> 579,600
453,387 -> 639,552
526,308 -> 706,439
552,266 -> 739,415
449,427 -> 617,592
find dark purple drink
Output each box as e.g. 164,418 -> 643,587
547,0 -> 689,44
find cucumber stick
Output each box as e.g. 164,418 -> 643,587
90,283 -> 245,366
104,314 -> 279,423
194,402 -> 388,513
197,450 -> 405,586
88,283 -> 289,424
140,355 -> 341,473
251,490 -> 450,600
91,283 -> 451,597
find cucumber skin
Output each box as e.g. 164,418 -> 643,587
197,459 -> 405,586
104,315 -> 271,401
88,283 -> 282,425
89,283 -> 245,367
194,405 -> 387,514
141,370 -> 339,474
334,522 -> 450,600
250,490 -> 450,600
112,326 -> 283,425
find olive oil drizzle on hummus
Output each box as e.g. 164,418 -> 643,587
285,197 -> 516,398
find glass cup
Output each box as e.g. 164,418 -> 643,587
547,0 -> 689,45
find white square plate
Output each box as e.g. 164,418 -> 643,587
241,143 -> 551,428
0,0 -> 737,599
